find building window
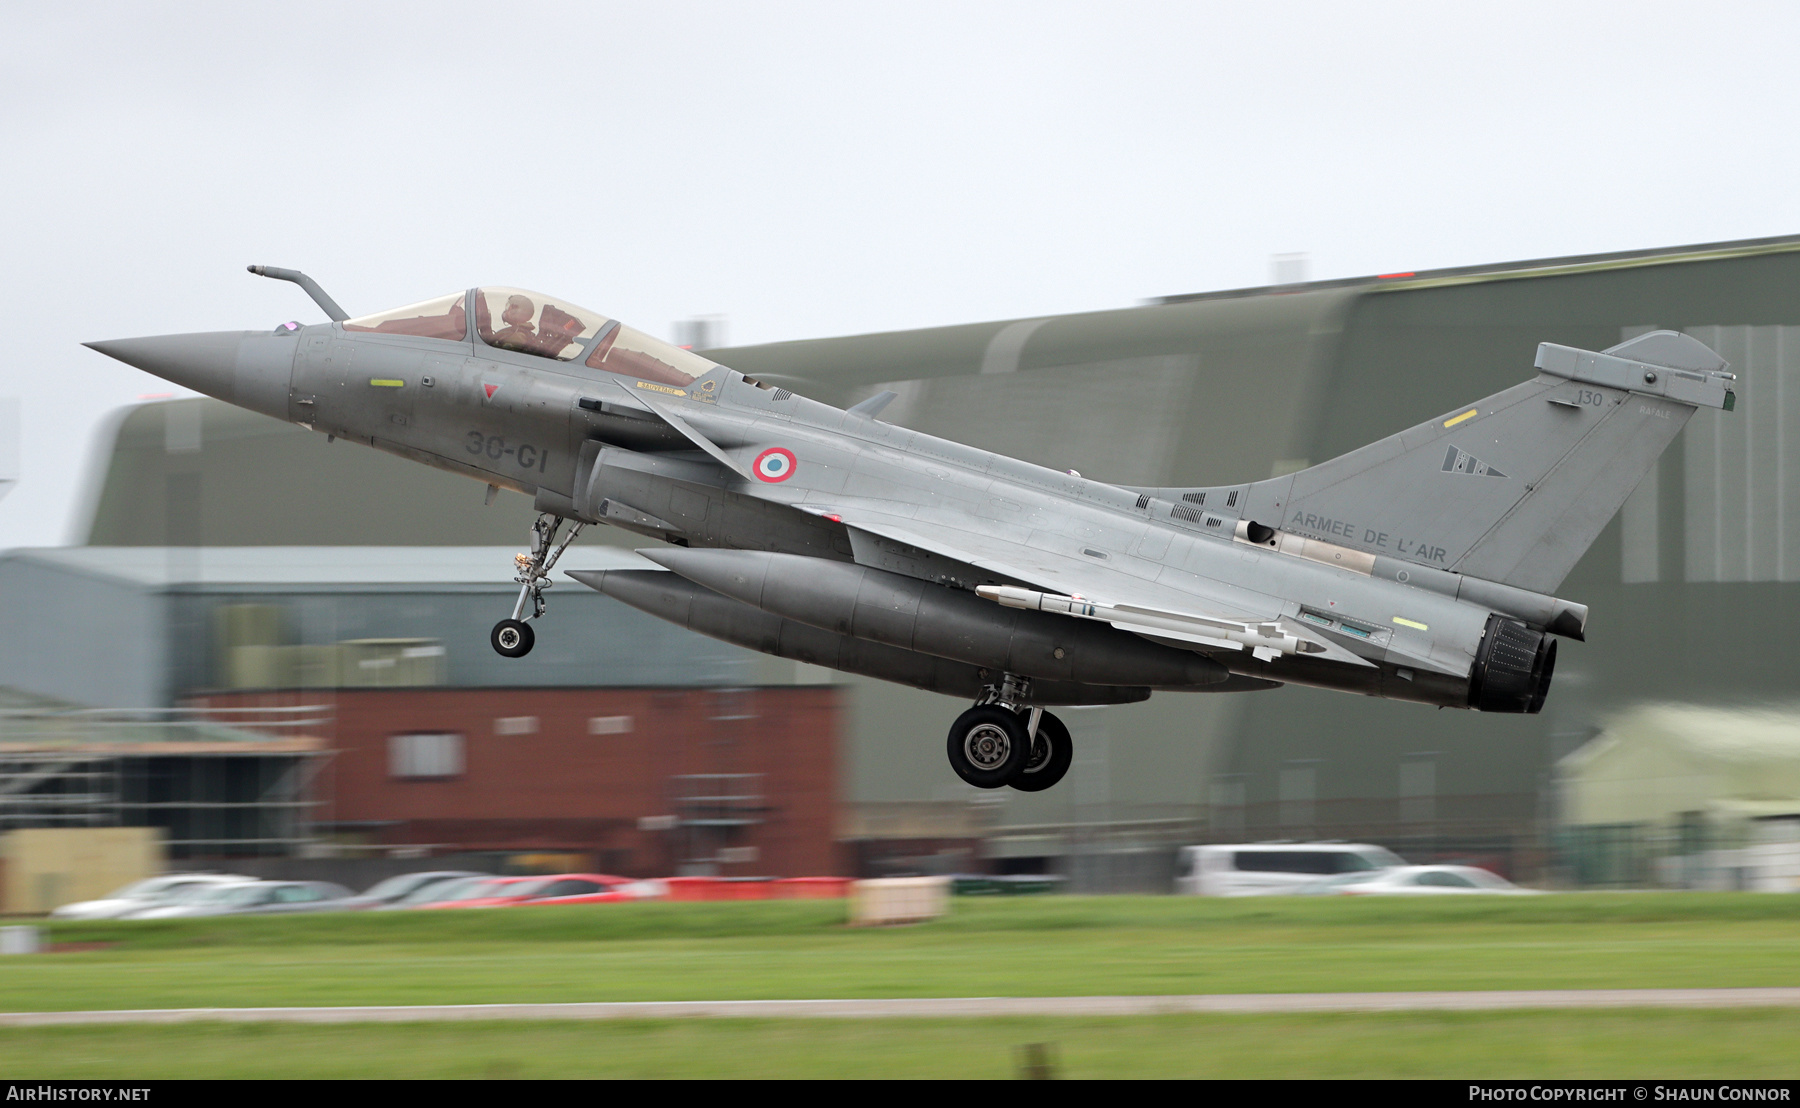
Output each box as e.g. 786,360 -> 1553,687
588,715 -> 633,736
390,733 -> 464,779
494,716 -> 539,736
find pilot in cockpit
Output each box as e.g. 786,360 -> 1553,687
490,294 -> 538,352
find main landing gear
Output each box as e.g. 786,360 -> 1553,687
945,675 -> 1075,792
491,512 -> 583,658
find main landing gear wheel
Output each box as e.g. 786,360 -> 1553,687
1010,710 -> 1073,793
945,705 -> 1032,789
491,618 -> 535,658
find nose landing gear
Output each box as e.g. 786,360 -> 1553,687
944,675 -> 1076,792
491,512 -> 583,658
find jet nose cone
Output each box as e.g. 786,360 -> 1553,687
85,332 -> 247,398
85,331 -> 296,420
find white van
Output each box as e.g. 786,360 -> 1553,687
1175,843 -> 1404,896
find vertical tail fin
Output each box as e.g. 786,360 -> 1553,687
1207,332 -> 1735,594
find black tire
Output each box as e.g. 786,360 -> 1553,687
491,618 -> 535,658
945,705 -> 1031,789
1010,711 -> 1074,792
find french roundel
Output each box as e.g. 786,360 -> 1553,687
753,447 -> 797,482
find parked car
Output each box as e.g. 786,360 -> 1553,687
514,874 -> 664,906
334,871 -> 486,911
421,874 -> 617,908
380,874 -> 498,909
49,873 -> 251,920
130,880 -> 354,918
417,873 -> 657,909
1296,864 -> 1538,896
114,877 -> 263,918
1176,843 -> 1405,896
407,876 -> 545,909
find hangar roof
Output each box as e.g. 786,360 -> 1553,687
1155,231 -> 1800,303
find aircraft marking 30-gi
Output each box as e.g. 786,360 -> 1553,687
87,269 -> 1738,792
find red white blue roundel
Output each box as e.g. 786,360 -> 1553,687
754,447 -> 797,482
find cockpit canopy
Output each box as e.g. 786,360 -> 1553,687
343,292 -> 468,341
342,288 -> 718,388
473,288 -> 605,361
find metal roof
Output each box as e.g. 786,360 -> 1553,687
1565,704 -> 1800,770
1154,232 -> 1800,304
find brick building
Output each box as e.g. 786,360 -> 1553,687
0,547 -> 848,877
192,686 -> 843,878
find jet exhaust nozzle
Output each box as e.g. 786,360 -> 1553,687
1467,614 -> 1557,714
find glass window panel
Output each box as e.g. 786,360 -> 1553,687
585,323 -> 714,387
344,293 -> 468,340
475,288 -> 609,361
390,733 -> 464,779
1233,851 -> 1338,875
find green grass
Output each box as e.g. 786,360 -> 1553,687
2,1010 -> 1799,1078
8,896 -> 1799,1078
8,894 -> 1799,1014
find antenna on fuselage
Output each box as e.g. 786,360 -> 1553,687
247,265 -> 349,322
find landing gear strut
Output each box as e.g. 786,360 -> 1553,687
944,675 -> 1076,792
490,512 -> 583,658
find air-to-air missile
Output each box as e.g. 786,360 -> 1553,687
88,268 -> 1738,791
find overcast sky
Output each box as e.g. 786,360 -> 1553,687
4,1 -> 1799,548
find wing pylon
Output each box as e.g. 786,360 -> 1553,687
975,584 -> 1352,665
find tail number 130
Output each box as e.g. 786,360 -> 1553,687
466,430 -> 549,472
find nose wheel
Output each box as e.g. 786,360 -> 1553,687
491,619 -> 534,658
490,511 -> 583,658
944,676 -> 1076,791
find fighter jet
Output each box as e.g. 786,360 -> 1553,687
87,268 -> 1737,792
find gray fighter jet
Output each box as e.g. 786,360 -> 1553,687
88,269 -> 1737,791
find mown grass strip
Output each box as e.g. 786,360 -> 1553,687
5,894 -> 1799,1014
2,1009 -> 1798,1079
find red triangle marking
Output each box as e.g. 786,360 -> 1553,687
483,383 -> 499,400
